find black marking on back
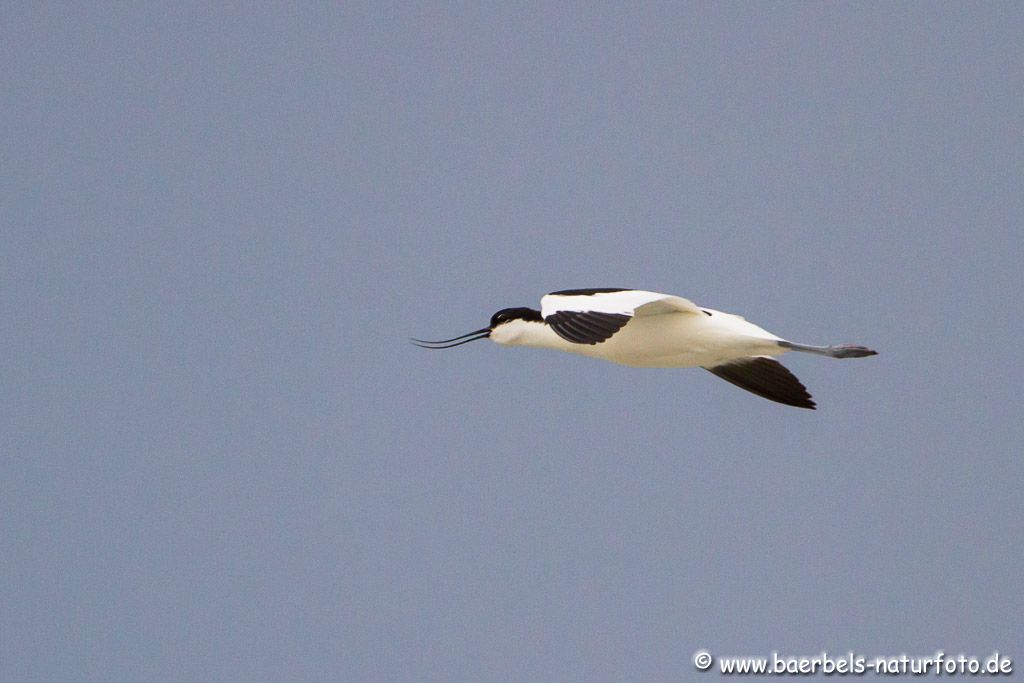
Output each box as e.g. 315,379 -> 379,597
705,357 -> 816,409
701,309 -> 712,316
545,311 -> 631,345
547,288 -> 631,296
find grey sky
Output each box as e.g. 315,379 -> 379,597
2,3 -> 1022,681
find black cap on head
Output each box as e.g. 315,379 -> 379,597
489,307 -> 543,328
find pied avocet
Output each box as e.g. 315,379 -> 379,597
412,288 -> 877,409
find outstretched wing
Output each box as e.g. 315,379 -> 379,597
705,356 -> 816,409
544,310 -> 631,345
540,289 -> 704,345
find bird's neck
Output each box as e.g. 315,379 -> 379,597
491,319 -> 567,349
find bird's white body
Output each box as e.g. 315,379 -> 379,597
491,290 -> 782,368
414,288 -> 877,409
491,307 -> 783,367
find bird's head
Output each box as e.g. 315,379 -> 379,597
411,307 -> 543,349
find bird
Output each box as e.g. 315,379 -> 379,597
412,288 -> 877,409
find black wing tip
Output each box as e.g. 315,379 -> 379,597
794,395 -> 817,410
706,357 -> 817,410
757,385 -> 816,410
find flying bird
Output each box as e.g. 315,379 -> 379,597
412,288 -> 877,409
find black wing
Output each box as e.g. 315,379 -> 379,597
547,287 -> 631,296
545,311 -> 631,345
705,356 -> 816,409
